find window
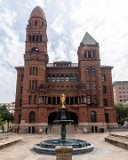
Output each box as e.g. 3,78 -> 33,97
92,50 -> 96,58
20,86 -> 23,94
52,75 -> 56,82
91,111 -> 97,122
105,113 -> 109,123
86,68 -> 89,75
84,51 -> 88,58
29,35 -> 31,42
29,111 -> 36,123
48,97 -> 51,104
86,96 -> 91,104
86,81 -> 90,90
85,50 -> 96,58
30,67 -> 32,75
91,68 -> 96,76
34,95 -> 38,104
35,20 -> 37,25
30,34 -> 43,43
32,35 -> 35,42
29,95 -> 32,104
31,80 -> 37,90
102,86 -> 107,94
88,50 -> 91,58
36,35 -> 39,42
61,75 -> 64,81
65,76 -> 69,81
103,98 -> 108,106
102,74 -> 106,81
32,80 -> 34,89
48,75 -> 52,81
19,99 -> 22,107
92,81 -> 96,89
34,67 -> 38,75
52,97 -> 56,104
93,95 -> 98,106
21,75 -> 24,82
56,76 -> 60,81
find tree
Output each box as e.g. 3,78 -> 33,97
6,112 -> 14,131
0,104 -> 14,132
115,103 -> 128,125
0,117 -> 5,132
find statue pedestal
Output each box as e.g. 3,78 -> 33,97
55,146 -> 73,160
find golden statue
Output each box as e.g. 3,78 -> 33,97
60,93 -> 66,108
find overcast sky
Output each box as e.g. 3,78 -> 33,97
0,0 -> 128,103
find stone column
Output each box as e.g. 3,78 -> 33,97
55,146 -> 73,160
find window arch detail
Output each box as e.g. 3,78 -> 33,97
91,111 -> 97,122
29,111 -> 36,123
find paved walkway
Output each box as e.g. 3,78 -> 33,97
0,132 -> 128,160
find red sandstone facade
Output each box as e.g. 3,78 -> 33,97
13,6 -> 117,133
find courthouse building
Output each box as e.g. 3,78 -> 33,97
13,6 -> 117,133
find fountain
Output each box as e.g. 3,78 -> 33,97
34,94 -> 94,155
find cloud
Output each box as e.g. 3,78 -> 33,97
1,0 -> 128,102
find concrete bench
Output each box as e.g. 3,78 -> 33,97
105,134 -> 128,150
0,136 -> 22,149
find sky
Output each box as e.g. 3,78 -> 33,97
0,0 -> 128,103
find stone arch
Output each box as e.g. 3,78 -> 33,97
29,111 -> 36,123
91,111 -> 97,122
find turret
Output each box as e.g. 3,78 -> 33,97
78,32 -> 100,63
24,6 -> 48,64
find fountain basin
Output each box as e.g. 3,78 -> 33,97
34,138 -> 94,155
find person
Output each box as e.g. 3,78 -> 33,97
45,126 -> 48,134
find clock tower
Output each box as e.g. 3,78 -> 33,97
21,6 -> 49,130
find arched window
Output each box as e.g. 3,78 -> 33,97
91,111 -> 97,122
29,111 -> 36,123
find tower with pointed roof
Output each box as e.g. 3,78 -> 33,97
13,7 -> 117,133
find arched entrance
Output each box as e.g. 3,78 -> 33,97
48,111 -> 78,125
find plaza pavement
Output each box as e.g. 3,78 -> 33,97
0,131 -> 128,160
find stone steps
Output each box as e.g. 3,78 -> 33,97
0,134 -> 22,149
105,133 -> 128,150
49,125 -> 83,134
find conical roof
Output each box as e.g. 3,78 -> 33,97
81,32 -> 98,46
30,6 -> 46,20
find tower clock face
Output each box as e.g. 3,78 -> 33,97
31,47 -> 39,52
35,48 -> 39,52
